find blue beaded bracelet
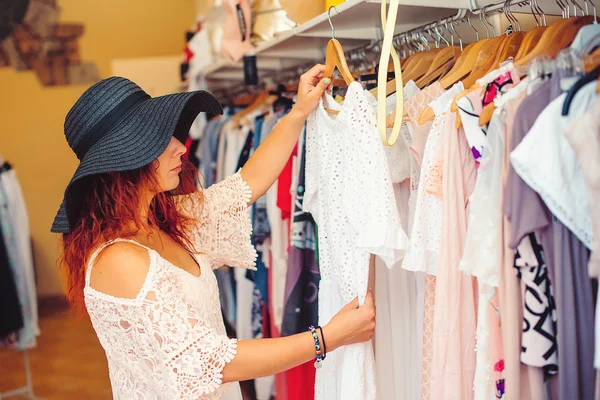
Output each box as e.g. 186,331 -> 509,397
308,325 -> 323,369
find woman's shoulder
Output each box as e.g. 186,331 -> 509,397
87,240 -> 152,299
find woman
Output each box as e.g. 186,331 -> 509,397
52,64 -> 376,399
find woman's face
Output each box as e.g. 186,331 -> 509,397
155,137 -> 187,192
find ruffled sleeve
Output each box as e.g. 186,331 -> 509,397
201,172 -> 258,270
177,172 -> 258,270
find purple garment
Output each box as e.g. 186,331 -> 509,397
552,219 -> 594,400
505,71 -> 596,400
503,79 -> 553,253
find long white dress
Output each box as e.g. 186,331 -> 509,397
304,81 -> 408,400
374,81 -> 420,400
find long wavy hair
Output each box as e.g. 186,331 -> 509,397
60,158 -> 202,314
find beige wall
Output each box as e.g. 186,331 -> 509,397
0,0 -> 195,296
111,56 -> 183,97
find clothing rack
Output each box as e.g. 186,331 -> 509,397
0,349 -> 44,400
207,0 -> 541,101
0,159 -> 43,400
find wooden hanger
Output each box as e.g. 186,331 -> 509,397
474,30 -> 525,126
402,48 -> 441,83
497,32 -> 525,65
439,40 -> 483,87
479,16 -> 593,126
323,7 -> 355,116
515,16 -> 595,69
232,90 -> 273,125
476,33 -> 525,126
450,34 -> 510,128
417,41 -> 481,124
514,26 -> 547,61
324,39 -> 354,86
449,36 -> 505,113
416,46 -> 461,88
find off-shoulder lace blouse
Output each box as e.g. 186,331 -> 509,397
84,172 -> 258,399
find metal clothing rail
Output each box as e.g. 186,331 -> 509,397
0,349 -> 45,400
207,0 -> 595,101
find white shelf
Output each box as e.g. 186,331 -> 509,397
201,0 -> 467,86
201,0 -> 574,88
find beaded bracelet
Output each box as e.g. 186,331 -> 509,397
318,326 -> 327,360
308,325 -> 323,369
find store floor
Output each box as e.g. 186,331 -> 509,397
0,299 -> 112,399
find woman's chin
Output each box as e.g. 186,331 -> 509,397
161,177 -> 180,192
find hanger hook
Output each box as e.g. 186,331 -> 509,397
450,19 -> 463,50
503,0 -> 511,31
506,0 -> 521,31
479,6 -> 491,38
535,0 -> 548,25
556,0 -> 568,17
467,10 -> 480,41
435,25 -> 450,47
530,0 -> 540,26
327,6 -> 339,39
571,0 -> 586,15
443,20 -> 451,46
483,5 -> 497,36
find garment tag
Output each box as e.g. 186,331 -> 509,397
236,3 -> 247,41
243,55 -> 258,86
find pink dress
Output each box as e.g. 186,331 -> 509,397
430,111 -> 478,400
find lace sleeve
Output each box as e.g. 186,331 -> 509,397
85,256 -> 238,399
180,172 -> 258,270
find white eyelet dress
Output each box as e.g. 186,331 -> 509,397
304,82 -> 408,400
84,172 -> 258,400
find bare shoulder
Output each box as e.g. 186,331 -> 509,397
88,242 -> 151,299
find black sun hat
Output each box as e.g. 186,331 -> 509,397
51,76 -> 223,234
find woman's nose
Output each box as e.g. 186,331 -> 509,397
173,140 -> 187,157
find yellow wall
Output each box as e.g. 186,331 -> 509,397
0,0 -> 195,296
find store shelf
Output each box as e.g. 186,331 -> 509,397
201,0 -> 572,88
201,0 -> 468,86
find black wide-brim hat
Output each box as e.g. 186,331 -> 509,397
51,76 -> 223,233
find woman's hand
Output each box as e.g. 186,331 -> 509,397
292,64 -> 333,119
322,290 -> 376,351
222,289 -> 375,383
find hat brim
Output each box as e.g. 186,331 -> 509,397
51,90 -> 222,233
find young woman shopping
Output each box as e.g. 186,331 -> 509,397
51,64 -> 376,399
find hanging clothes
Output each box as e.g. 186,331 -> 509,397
429,108 -> 478,400
511,80 -> 597,400
401,81 -> 447,400
305,81 -> 408,400
0,164 -> 39,350
566,97 -> 600,370
375,81 -> 420,400
0,225 -> 23,344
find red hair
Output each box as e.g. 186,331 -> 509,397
60,158 -> 202,315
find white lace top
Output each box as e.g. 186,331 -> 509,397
304,82 -> 408,400
402,82 -> 464,274
84,172 -> 258,400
